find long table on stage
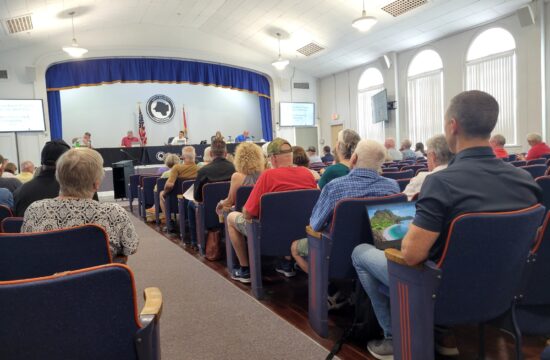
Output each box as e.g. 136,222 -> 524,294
96,143 -> 260,167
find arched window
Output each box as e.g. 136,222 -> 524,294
407,49 -> 444,145
466,28 -> 516,145
357,68 -> 385,142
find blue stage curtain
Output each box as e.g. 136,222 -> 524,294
45,58 -> 273,140
47,91 -> 63,139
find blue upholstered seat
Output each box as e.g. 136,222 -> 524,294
0,217 -> 23,233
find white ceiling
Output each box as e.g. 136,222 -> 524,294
0,0 -> 533,78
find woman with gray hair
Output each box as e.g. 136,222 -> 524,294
21,148 -> 139,263
403,134 -> 453,200
318,129 -> 361,189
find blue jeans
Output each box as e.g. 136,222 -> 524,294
352,243 -> 392,338
187,201 -> 197,245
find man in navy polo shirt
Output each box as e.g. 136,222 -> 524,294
353,90 -> 542,359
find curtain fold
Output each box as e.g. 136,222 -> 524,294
407,71 -> 444,145
45,58 -> 273,140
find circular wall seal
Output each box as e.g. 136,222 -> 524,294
146,94 -> 175,124
156,151 -> 166,161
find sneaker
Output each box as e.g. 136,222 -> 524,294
275,259 -> 296,277
231,267 -> 251,284
435,331 -> 459,356
367,338 -> 394,360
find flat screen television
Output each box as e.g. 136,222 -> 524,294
371,89 -> 389,123
0,99 -> 46,132
280,102 -> 315,127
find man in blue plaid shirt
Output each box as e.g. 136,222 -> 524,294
290,139 -> 400,274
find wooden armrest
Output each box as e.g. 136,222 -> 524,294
306,225 -> 322,239
384,249 -> 423,269
140,287 -> 163,317
177,194 -> 184,199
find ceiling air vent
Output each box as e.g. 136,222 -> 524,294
296,42 -> 324,57
382,0 -> 427,17
4,14 -> 33,34
293,82 -> 310,90
0,70 -> 8,80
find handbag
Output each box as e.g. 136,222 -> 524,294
205,229 -> 223,261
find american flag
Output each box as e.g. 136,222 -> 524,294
183,106 -> 188,137
138,105 -> 147,145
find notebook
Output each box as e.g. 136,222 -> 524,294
367,201 -> 416,250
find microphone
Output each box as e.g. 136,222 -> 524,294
119,148 -> 142,165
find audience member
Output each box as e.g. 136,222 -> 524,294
400,139 -> 416,160
16,161 -> 35,183
0,155 -> 22,193
82,132 -> 92,148
216,142 -> 264,215
21,148 -> 139,263
318,129 -> 360,189
227,138 -> 317,283
489,134 -> 509,159
159,146 -> 199,223
292,146 -> 320,181
352,90 -> 542,359
187,139 -> 235,248
291,140 -> 399,275
235,130 -> 251,143
171,131 -> 187,145
403,135 -> 452,200
211,131 -> 224,143
2,162 -> 16,177
306,146 -> 323,164
144,153 -> 181,218
321,145 -> 334,163
197,146 -> 212,167
13,140 -> 70,216
384,138 -> 403,161
415,142 -> 426,158
518,133 -> 550,160
121,130 -> 141,147
0,188 -> 13,209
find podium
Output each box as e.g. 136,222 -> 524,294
112,160 -> 135,199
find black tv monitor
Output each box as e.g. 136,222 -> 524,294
280,102 -> 315,127
371,89 -> 388,123
0,99 -> 46,132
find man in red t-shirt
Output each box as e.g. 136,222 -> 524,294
120,131 -> 141,147
489,134 -> 508,159
519,133 -> 550,161
227,137 -> 318,283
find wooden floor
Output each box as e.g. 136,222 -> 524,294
140,215 -> 548,360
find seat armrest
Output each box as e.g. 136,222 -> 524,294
136,287 -> 162,360
306,225 -> 321,239
140,287 -> 163,319
385,249 -> 426,269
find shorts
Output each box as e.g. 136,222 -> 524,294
235,213 -> 248,235
295,238 -> 308,257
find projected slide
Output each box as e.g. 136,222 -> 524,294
280,102 -> 315,127
0,99 -> 46,132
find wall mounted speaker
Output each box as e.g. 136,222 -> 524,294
517,6 -> 534,27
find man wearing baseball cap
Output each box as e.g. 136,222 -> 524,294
226,137 -> 318,283
13,139 -> 70,216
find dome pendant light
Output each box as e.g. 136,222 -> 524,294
271,33 -> 289,71
352,0 -> 377,32
62,11 -> 88,58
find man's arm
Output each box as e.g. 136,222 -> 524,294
400,224 -> 440,266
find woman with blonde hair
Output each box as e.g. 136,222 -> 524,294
216,142 -> 264,214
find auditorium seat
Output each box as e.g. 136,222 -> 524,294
381,167 -> 399,173
536,176 -> 550,210
526,158 -> 547,166
128,174 -> 142,213
309,162 -> 326,173
520,165 -> 547,179
0,224 -> 111,281
224,185 -> 254,274
385,205 -> 544,360
154,177 -> 168,226
0,205 -> 13,225
511,160 -> 527,167
382,169 -> 414,180
176,180 -> 195,241
0,264 -> 162,360
195,182 -> 231,256
140,176 -> 160,220
508,154 -> 518,162
397,178 -> 411,192
0,217 -> 23,233
164,178 -> 187,233
306,194 -> 407,337
246,189 -> 320,299
542,345 -> 550,360
401,164 -> 427,174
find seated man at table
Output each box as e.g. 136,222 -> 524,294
352,90 -> 542,359
160,146 -> 199,225
171,130 -> 187,145
121,131 -> 141,147
235,130 -> 251,143
186,139 -> 235,248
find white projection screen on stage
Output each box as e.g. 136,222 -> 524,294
60,83 -> 263,148
0,99 -> 46,132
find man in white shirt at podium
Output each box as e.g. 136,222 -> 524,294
171,131 -> 187,145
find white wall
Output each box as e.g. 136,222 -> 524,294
318,10 -> 545,153
60,83 -> 263,147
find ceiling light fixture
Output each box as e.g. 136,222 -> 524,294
271,33 -> 289,71
352,0 -> 378,32
62,11 -> 88,58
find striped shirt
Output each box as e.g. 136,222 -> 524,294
309,168 -> 400,231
